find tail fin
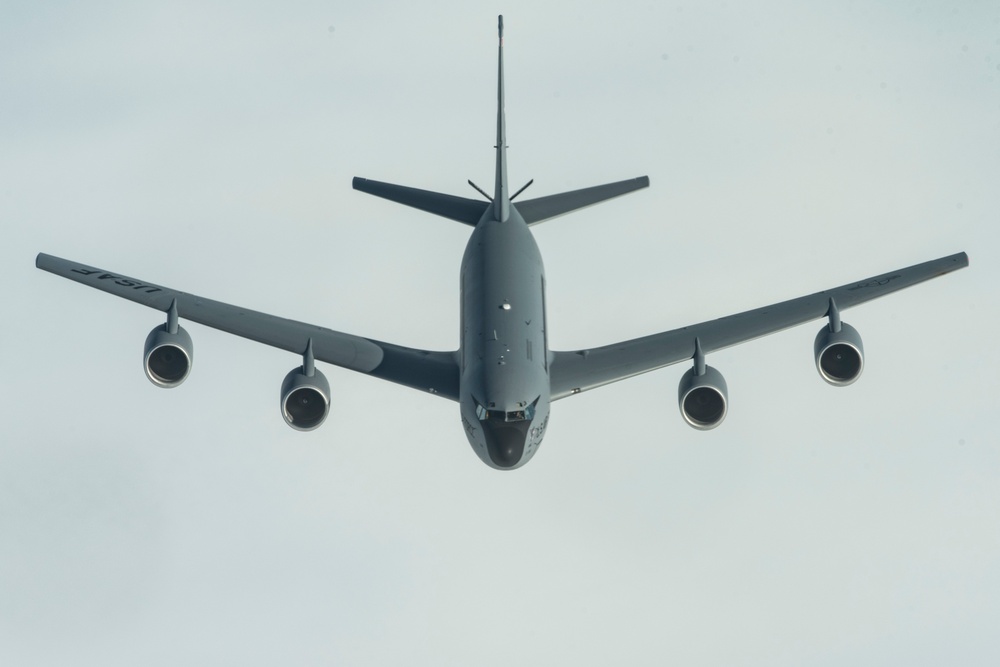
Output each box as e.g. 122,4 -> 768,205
352,15 -> 511,227
493,15 -> 509,222
493,14 -> 648,227
353,15 -> 648,228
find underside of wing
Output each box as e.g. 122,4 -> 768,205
36,253 -> 460,400
549,252 -> 968,400
514,176 -> 650,226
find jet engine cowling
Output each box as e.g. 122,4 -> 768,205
678,365 -> 729,430
143,324 -> 193,388
280,366 -> 331,431
814,321 -> 864,386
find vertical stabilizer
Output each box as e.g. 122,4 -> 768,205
494,15 -> 510,222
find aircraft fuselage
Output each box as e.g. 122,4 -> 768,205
459,205 -> 550,469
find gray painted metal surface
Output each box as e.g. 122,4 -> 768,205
35,252 -> 460,400
352,177 -> 487,225
515,176 -> 651,225
36,15 -> 968,470
546,252 -> 967,399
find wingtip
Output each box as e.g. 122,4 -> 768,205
947,251 -> 970,270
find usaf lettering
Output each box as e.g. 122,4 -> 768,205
71,268 -> 162,293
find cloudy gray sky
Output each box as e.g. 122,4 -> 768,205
2,1 -> 998,665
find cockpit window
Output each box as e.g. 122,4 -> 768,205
475,397 -> 539,423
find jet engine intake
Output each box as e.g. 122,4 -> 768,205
678,365 -> 728,430
814,321 -> 864,386
280,366 -> 331,431
143,324 -> 193,388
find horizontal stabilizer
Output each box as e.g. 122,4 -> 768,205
353,177 -> 488,226
514,176 -> 650,226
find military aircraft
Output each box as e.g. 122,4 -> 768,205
37,16 -> 967,470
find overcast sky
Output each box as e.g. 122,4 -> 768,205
2,1 -> 998,665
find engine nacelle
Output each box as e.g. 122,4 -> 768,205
814,321 -> 864,386
280,366 -> 331,431
678,365 -> 729,430
143,324 -> 193,388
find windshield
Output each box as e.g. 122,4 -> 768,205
475,397 -> 538,423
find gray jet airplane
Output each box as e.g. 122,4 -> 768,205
37,16 -> 968,470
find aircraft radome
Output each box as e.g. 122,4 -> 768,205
37,16 -> 968,470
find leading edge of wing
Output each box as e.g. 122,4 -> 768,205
36,253 -> 460,400
548,252 -> 968,400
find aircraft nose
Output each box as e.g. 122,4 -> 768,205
481,422 -> 527,468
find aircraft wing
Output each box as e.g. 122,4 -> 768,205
36,253 -> 460,400
548,252 -> 968,400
